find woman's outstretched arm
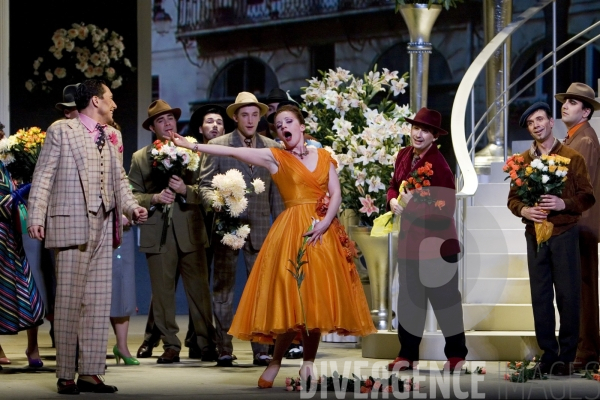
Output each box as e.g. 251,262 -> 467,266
170,132 -> 279,174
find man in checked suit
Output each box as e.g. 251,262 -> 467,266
198,92 -> 284,367
129,100 -> 217,364
27,79 -> 148,394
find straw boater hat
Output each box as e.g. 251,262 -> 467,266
55,83 -> 80,111
404,107 -> 448,135
188,104 -> 234,137
226,92 -> 268,119
142,100 -> 182,130
555,82 -> 600,111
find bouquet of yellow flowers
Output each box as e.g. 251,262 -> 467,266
504,153 -> 570,247
0,127 -> 46,183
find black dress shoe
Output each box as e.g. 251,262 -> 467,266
157,348 -> 180,364
136,340 -> 158,358
201,348 -> 219,362
57,379 -> 80,395
552,362 -> 574,376
76,376 -> 117,393
216,351 -> 234,367
188,346 -> 202,359
253,352 -> 272,366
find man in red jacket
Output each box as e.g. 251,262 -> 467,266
386,107 -> 467,374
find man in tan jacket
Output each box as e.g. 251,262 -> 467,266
28,79 -> 147,394
129,100 -> 217,364
556,83 -> 600,371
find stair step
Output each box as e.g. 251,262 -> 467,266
463,304 -> 549,331
473,183 -> 510,206
465,253 -> 529,278
466,228 -> 526,253
464,278 -> 532,304
467,206 -> 524,229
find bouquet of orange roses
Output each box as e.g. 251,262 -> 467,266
0,127 -> 46,184
404,162 -> 445,210
503,153 -> 570,247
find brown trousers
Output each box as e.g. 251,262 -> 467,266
54,206 -> 113,380
577,225 -> 600,360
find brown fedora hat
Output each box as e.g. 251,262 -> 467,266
55,83 -> 80,111
226,92 -> 268,119
555,82 -> 600,111
142,100 -> 182,130
404,107 -> 448,135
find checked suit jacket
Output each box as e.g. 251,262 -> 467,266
128,144 -> 207,253
27,117 -> 138,248
197,130 -> 285,250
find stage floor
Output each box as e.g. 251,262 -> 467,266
1,315 -> 600,399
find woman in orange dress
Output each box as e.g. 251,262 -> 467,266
172,105 -> 375,388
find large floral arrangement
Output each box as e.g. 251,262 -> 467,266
504,153 -> 570,247
0,127 -> 46,183
25,22 -> 135,93
301,66 -> 413,226
208,169 -> 266,250
150,138 -> 201,248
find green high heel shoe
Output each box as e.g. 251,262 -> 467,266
113,345 -> 140,366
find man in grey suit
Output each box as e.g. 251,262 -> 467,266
198,92 -> 284,367
129,100 -> 217,364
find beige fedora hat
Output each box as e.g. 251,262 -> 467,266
555,82 -> 600,111
226,92 -> 268,119
142,100 -> 182,130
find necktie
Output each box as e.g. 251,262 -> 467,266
244,138 -> 253,171
95,123 -> 106,153
411,154 -> 420,169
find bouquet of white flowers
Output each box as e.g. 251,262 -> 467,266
301,66 -> 413,225
208,169 -> 265,250
150,137 -> 201,248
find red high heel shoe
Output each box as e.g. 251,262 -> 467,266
257,377 -> 273,389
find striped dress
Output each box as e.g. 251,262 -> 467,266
0,164 -> 44,334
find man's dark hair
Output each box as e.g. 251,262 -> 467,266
203,107 -> 223,123
75,79 -> 107,111
582,100 -> 594,119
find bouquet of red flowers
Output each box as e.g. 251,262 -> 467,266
403,162 -> 445,210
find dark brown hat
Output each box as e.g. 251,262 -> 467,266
55,83 -> 80,111
404,107 -> 448,135
266,100 -> 309,124
142,100 -> 181,130
265,88 -> 289,104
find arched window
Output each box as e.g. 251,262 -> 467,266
210,57 -> 279,100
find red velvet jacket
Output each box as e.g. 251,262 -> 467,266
387,145 -> 460,260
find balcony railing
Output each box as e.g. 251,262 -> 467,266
177,0 -> 393,34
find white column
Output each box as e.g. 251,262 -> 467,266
0,0 -> 10,133
137,0 -> 152,148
